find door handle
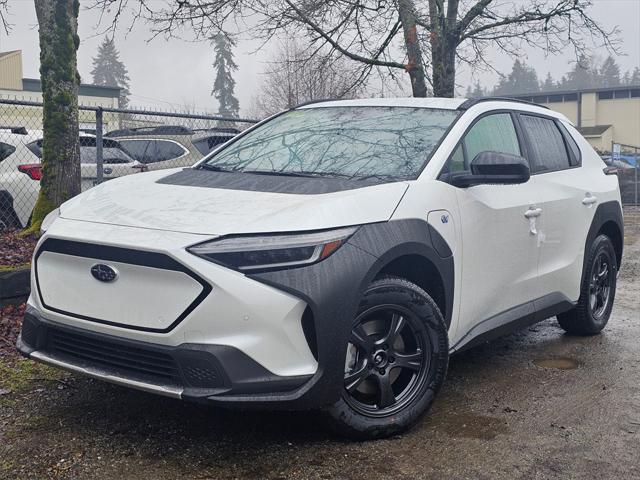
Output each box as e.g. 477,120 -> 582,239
582,194 -> 597,206
524,206 -> 542,235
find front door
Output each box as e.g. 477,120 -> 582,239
443,112 -> 543,343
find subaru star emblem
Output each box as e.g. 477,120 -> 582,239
441,214 -> 449,224
90,264 -> 118,283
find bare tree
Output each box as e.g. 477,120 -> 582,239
26,0 -> 81,233
89,0 -> 619,98
0,0 -> 10,34
249,40 -> 366,118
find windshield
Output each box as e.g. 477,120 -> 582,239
201,106 -> 459,180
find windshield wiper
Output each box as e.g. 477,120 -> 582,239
350,173 -> 400,181
241,169 -> 319,178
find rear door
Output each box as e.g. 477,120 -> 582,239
517,113 -> 594,303
442,112 -> 543,341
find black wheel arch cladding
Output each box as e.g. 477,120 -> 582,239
249,218 -> 454,408
584,201 -> 624,274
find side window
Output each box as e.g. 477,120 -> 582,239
0,142 -> 16,162
193,135 -> 234,155
119,140 -> 151,162
119,140 -> 186,163
80,146 -> 133,164
443,113 -> 520,174
464,113 -> 521,163
520,115 -> 571,173
153,140 -> 187,162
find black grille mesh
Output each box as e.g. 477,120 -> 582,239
47,328 -> 181,385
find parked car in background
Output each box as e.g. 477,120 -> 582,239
24,136 -> 140,191
0,130 -> 139,230
104,125 -> 238,172
602,155 -> 639,205
0,127 -> 41,229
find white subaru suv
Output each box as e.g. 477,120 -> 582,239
18,97 -> 623,439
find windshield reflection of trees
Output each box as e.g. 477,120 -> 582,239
208,108 -> 455,179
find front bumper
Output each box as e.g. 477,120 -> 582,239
17,307 -> 312,403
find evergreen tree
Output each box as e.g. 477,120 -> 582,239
212,33 -> 240,118
90,37 -> 131,108
562,55 -> 598,90
493,60 -> 539,95
599,56 -> 621,87
542,72 -> 556,92
630,67 -> 640,85
469,81 -> 485,98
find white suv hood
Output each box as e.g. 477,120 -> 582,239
60,169 -> 409,236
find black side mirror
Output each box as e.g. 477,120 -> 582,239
449,151 -> 530,188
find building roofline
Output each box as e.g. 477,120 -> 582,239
511,84 -> 640,98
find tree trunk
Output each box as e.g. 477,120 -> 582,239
429,0 -> 459,98
397,0 -> 428,97
27,0 -> 81,233
431,35 -> 457,97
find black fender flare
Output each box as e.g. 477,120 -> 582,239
249,219 -> 454,408
583,201 -> 624,276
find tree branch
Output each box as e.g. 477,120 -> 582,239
282,0 -> 406,70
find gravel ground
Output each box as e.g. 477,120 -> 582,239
1,209 -> 638,480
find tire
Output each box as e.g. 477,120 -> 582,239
325,275 -> 449,440
557,234 -> 617,335
0,207 -> 21,231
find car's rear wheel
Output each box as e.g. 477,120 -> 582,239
557,234 -> 617,335
325,276 -> 448,440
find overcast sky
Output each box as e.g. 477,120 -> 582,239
1,0 -> 639,116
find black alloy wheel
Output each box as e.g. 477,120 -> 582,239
326,276 -> 448,440
589,251 -> 613,320
343,305 -> 430,417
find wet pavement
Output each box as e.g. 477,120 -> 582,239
1,209 -> 639,479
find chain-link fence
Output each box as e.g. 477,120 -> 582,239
0,99 -> 258,230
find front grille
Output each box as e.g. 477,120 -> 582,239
47,328 -> 181,385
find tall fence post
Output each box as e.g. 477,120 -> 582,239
635,146 -> 639,206
95,107 -> 104,185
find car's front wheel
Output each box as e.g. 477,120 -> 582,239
325,276 -> 449,440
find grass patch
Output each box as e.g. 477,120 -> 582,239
0,263 -> 30,273
0,358 -> 67,393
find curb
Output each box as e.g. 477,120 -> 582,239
0,266 -> 31,307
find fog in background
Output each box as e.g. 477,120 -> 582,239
0,0 -> 638,116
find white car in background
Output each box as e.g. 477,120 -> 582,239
0,129 -> 140,229
104,125 -> 239,173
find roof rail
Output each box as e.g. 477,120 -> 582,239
105,125 -> 195,137
291,98 -> 339,109
457,97 -> 549,111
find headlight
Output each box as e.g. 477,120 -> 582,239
187,226 -> 359,271
40,208 -> 60,233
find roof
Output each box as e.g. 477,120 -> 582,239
0,50 -> 21,59
577,125 -> 612,137
22,78 -> 120,99
298,97 -> 466,110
